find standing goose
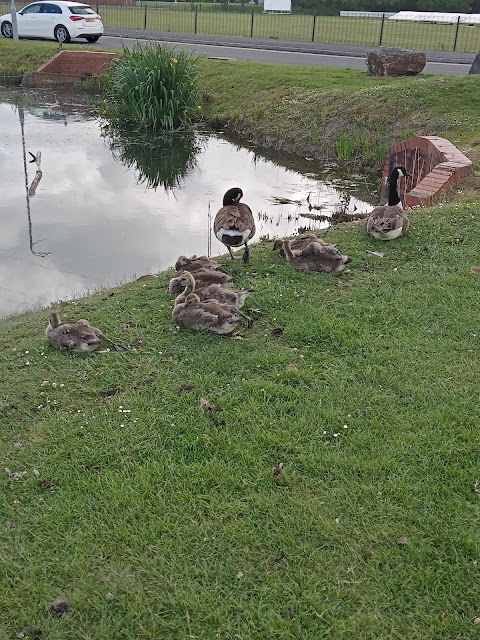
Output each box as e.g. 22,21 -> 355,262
46,312 -> 126,352
366,166 -> 411,241
214,188 -> 255,263
282,239 -> 351,273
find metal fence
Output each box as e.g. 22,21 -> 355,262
1,3 -> 479,52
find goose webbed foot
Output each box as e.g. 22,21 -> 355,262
242,244 -> 250,263
227,247 -> 237,261
237,309 -> 253,328
113,343 -> 128,352
245,308 -> 261,316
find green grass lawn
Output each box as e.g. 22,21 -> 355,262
1,195 -> 480,639
0,2 -> 479,52
1,39 -> 480,639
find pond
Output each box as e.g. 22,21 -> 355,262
0,88 -> 377,319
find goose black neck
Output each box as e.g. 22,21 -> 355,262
388,173 -> 401,207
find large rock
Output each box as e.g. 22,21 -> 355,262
366,48 -> 427,77
469,53 -> 480,75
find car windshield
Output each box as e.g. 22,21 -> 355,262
68,5 -> 95,14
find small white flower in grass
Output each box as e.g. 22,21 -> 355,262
32,469 -> 40,476
343,425 -> 348,429
59,384 -> 65,388
323,431 -> 326,435
333,433 -> 339,438
236,571 -> 244,579
120,424 -> 124,427
335,518 -> 340,525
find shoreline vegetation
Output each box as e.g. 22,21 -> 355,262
1,40 -> 480,169
1,40 -> 480,640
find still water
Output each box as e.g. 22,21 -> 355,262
0,89 -> 375,319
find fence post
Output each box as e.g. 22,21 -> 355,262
194,6 -> 198,34
143,4 -> 147,29
250,9 -> 254,37
453,15 -> 461,51
311,12 -> 316,42
378,12 -> 385,46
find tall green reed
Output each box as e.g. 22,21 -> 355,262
103,43 -> 201,133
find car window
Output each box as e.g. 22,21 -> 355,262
68,5 -> 95,14
40,3 -> 62,13
21,4 -> 43,14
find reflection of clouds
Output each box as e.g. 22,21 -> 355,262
0,95 -> 373,319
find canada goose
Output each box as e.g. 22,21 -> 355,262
174,270 -> 250,308
46,312 -> 126,352
169,268 -> 234,294
366,166 -> 411,241
273,232 -> 331,258
213,188 -> 255,263
282,239 -> 351,273
173,293 -> 252,335
174,254 -> 224,274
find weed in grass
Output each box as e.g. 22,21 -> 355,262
335,131 -> 354,161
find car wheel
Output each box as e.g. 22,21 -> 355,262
86,35 -> 100,43
1,21 -> 13,38
54,24 -> 71,43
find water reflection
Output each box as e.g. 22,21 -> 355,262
18,107 -> 50,258
104,127 -> 202,192
0,89 -> 376,319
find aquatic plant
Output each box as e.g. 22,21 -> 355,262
103,43 -> 201,133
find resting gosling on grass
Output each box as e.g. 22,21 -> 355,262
173,293 -> 252,335
282,239 -> 351,273
366,166 -> 411,241
46,312 -> 126,353
174,254 -> 225,275
214,188 -> 255,263
169,267 -> 233,294
273,232 -> 331,258
174,270 -> 250,308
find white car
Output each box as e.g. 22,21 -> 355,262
0,1 -> 104,43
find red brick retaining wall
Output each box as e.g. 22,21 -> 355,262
382,136 -> 472,208
24,51 -> 119,87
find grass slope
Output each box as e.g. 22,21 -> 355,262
199,61 -> 480,168
1,197 -> 480,639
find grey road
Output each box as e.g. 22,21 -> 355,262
98,35 -> 471,75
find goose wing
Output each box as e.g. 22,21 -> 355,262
367,206 -> 408,234
214,203 -> 255,240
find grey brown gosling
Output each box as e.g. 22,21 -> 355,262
169,268 -> 233,294
273,232 -> 332,258
173,293 -> 252,335
214,188 -> 255,263
174,255 -> 224,275
282,239 -> 351,273
366,166 -> 411,241
46,312 -> 127,353
174,271 -> 250,308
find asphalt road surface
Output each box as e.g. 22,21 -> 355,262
98,35 -> 470,75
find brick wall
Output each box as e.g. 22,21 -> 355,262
382,136 -> 473,208
36,51 -> 119,76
